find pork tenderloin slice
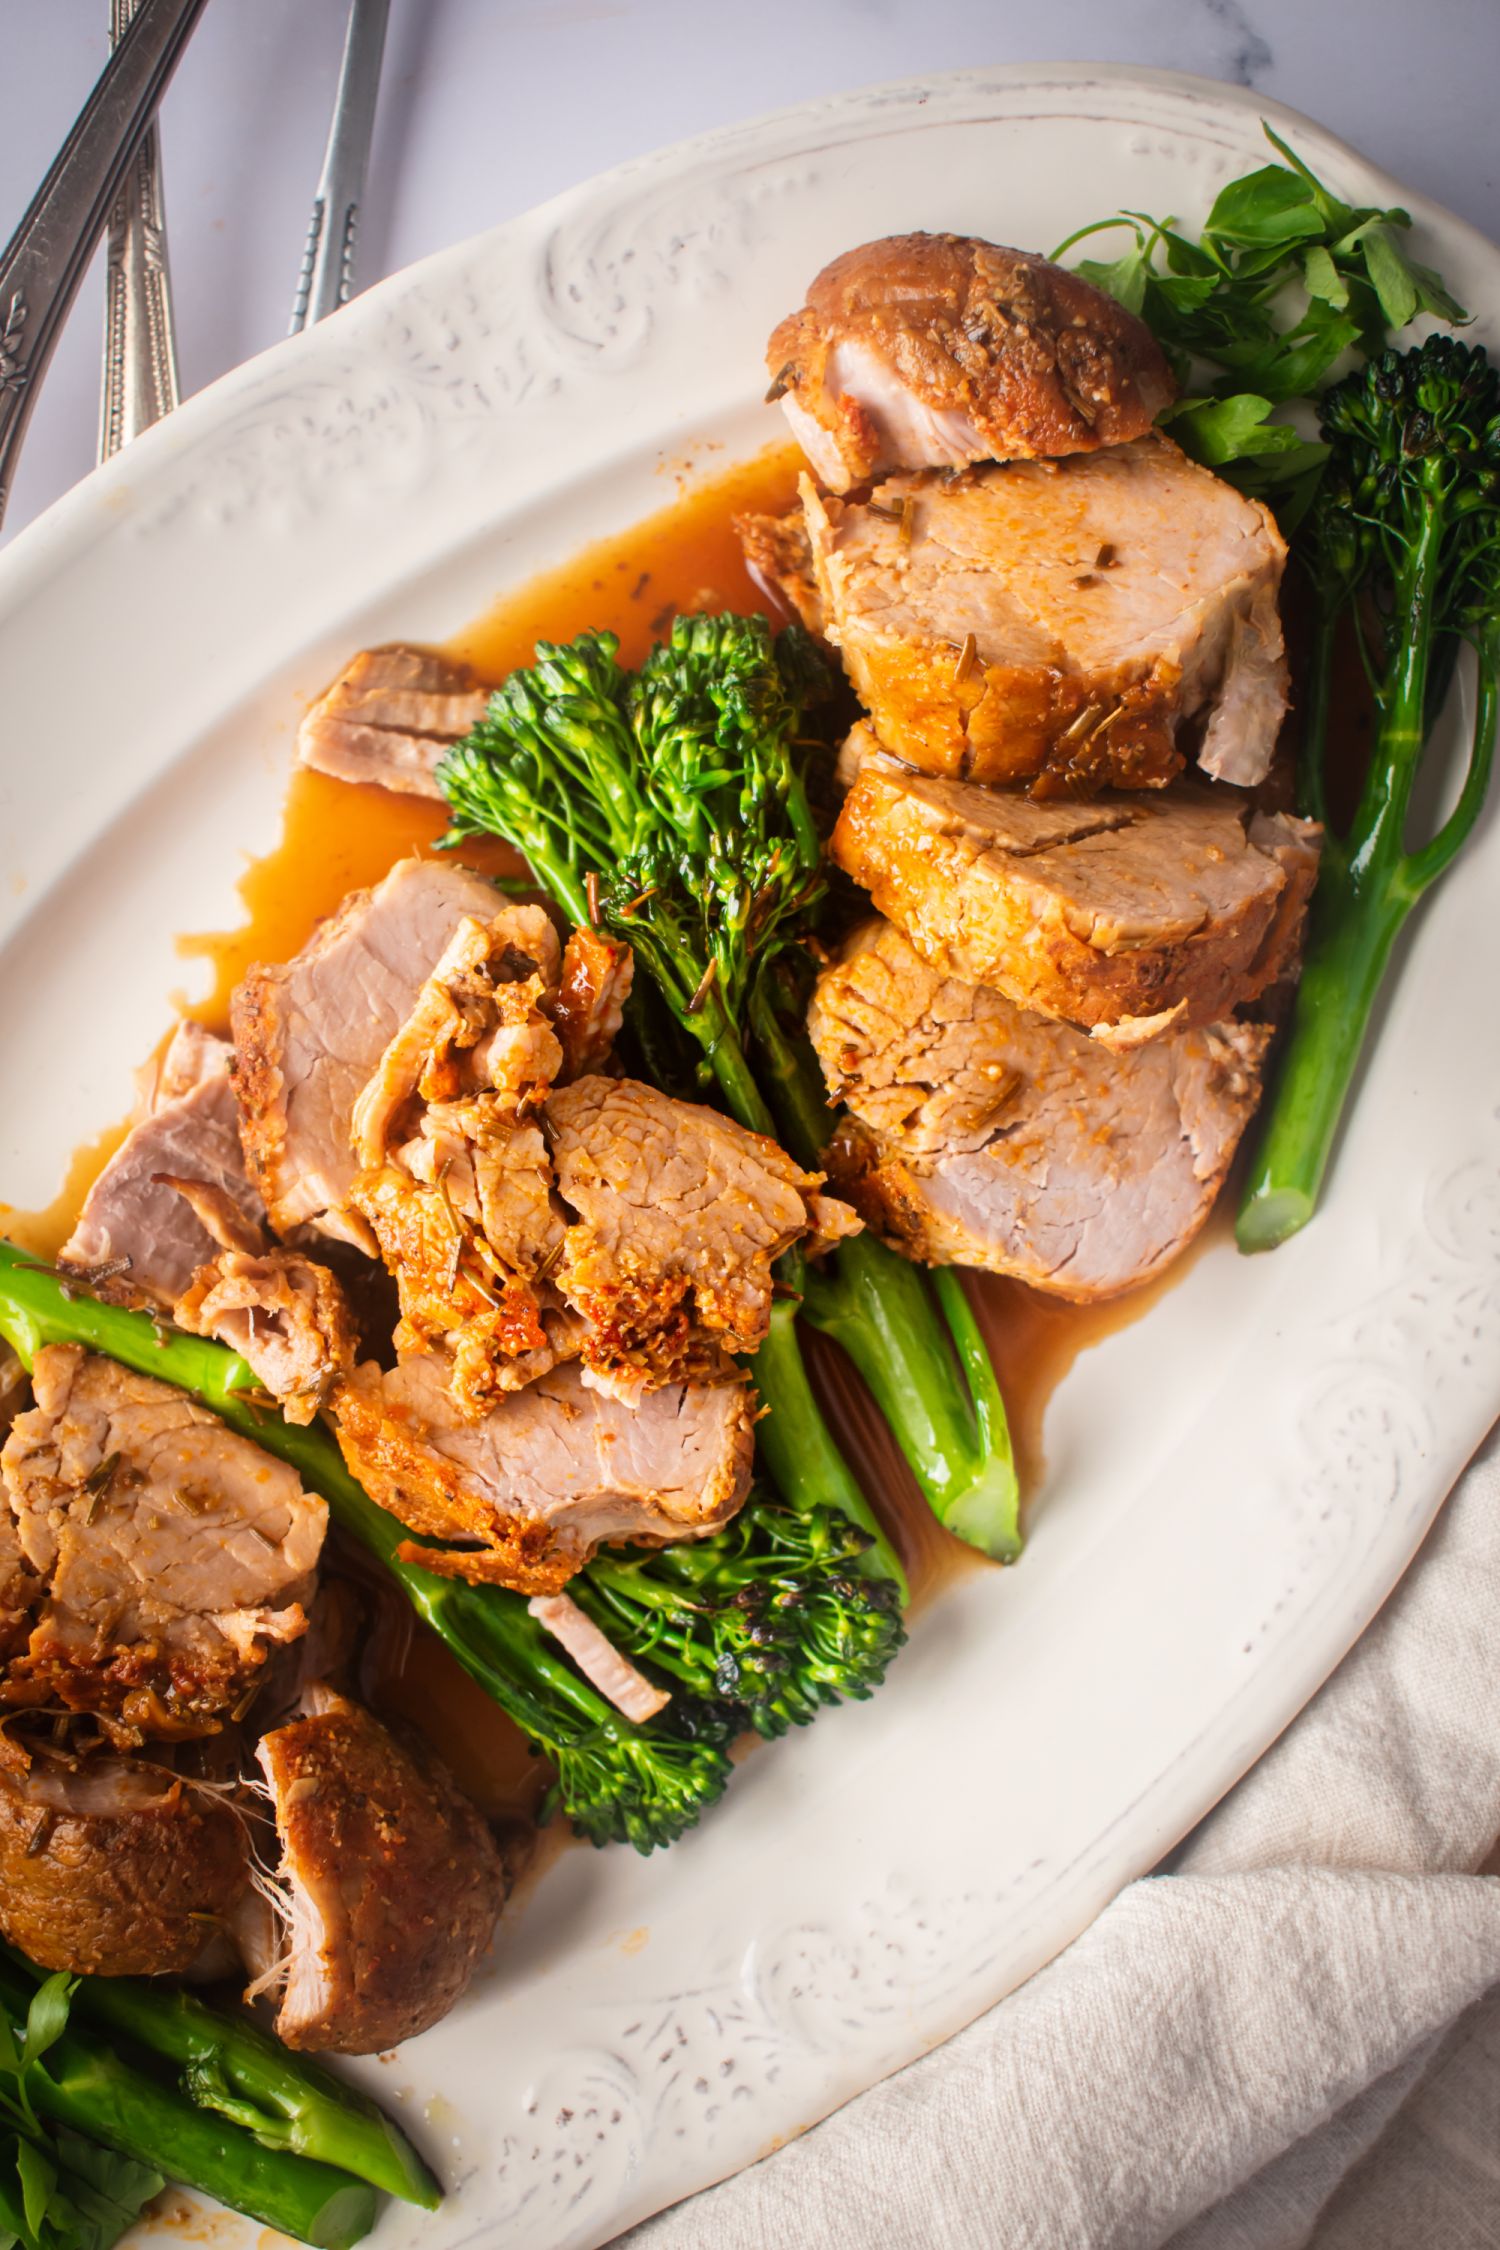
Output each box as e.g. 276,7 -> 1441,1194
833,754 -> 1321,1035
231,856 -> 505,1246
810,918 -> 1269,1298
255,1686 -> 505,2054
1,1345 -> 326,1735
767,233 -> 1175,491
174,1250 -> 357,1426
332,1355 -> 755,1596
0,1755 -> 249,1977
546,1075 -> 834,1387
801,435 -> 1289,794
61,1023 -> 266,1308
296,646 -> 490,800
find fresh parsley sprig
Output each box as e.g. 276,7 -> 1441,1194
1056,124 -> 1468,519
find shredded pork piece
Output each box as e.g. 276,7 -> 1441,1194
175,1250 -> 358,1425
527,1592 -> 670,1721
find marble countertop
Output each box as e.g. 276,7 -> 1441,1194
0,0 -> 1497,540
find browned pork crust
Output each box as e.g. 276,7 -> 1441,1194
833,756 -> 1321,1036
0,1757 -> 248,1977
767,233 -> 1175,491
257,1688 -> 505,2054
810,918 -> 1271,1298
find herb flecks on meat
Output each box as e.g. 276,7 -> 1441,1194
438,612 -> 1021,1563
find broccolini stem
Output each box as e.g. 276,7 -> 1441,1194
751,1007 -> 1022,1562
752,1296 -> 908,1596
1238,468 -> 1485,1251
0,1958 -> 375,2250
10,1955 -> 439,2210
1295,590 -> 1337,836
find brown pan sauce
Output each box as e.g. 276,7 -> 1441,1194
3,443 -> 1202,1830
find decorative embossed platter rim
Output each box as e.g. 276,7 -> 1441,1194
0,64 -> 1497,2250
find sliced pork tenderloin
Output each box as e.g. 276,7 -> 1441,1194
253,1685 -> 505,2054
800,435 -> 1289,794
810,918 -> 1268,1297
0,1755 -> 249,1977
332,1355 -> 755,1596
1,1345 -> 325,1738
833,754 -> 1320,1039
767,233 -> 1174,491
175,1249 -> 357,1425
546,1075 -> 840,1392
60,1021 -> 266,1307
344,907 -> 571,1417
296,646 -> 490,800
231,856 -> 506,1246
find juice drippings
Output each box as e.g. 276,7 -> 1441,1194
4,437 -> 1185,1808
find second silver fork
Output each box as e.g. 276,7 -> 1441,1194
99,0 -> 180,461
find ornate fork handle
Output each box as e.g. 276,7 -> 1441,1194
0,0 -> 209,528
100,0 -> 183,460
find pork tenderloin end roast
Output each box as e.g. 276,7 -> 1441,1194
800,435 -> 1289,794
767,233 -> 1175,491
833,752 -> 1321,1039
810,918 -> 1270,1297
254,1686 -> 506,2054
0,1755 -> 249,1977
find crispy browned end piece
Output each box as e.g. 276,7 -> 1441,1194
733,509 -> 826,637
296,646 -> 490,801
175,1250 -> 358,1426
332,1354 -> 755,1594
800,438 -> 1289,795
809,917 -> 1270,1299
833,756 -> 1321,1036
1,1345 -> 325,1739
0,1757 -> 248,1977
258,1689 -> 506,2053
767,233 -> 1175,491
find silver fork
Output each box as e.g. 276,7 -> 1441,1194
99,0 -> 182,461
0,0 -> 209,528
290,0 -> 391,334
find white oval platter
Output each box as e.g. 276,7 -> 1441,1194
1,62 -> 1497,2250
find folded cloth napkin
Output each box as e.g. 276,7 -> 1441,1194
620,1421 -> 1500,2249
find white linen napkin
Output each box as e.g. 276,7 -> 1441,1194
620,1421 -> 1500,2249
